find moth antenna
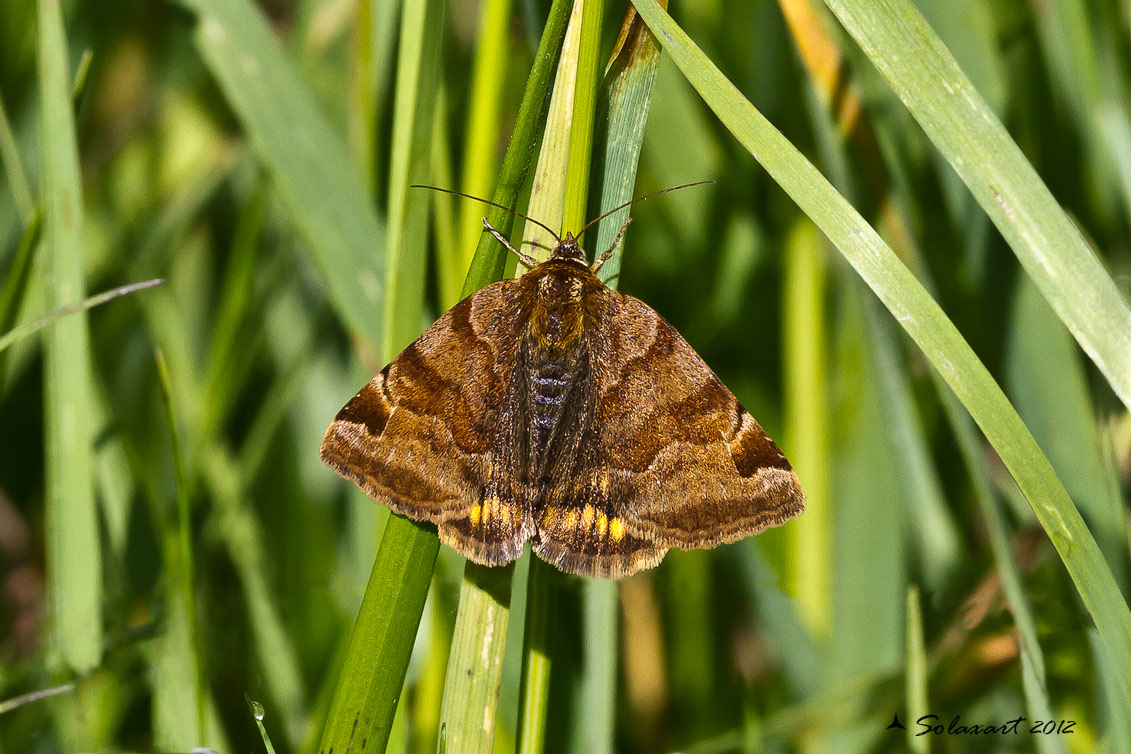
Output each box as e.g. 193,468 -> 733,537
411,184 -> 561,243
591,217 -> 633,273
482,217 -> 540,268
574,180 -> 714,243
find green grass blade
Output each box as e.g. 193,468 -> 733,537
516,557 -> 556,754
316,518 -> 439,754
455,0 -> 516,300
37,0 -> 102,675
246,695 -> 279,754
0,90 -> 33,222
430,86 -> 462,308
518,1 -> 586,260
0,279 -> 163,354
0,208 -> 40,390
437,563 -> 514,752
581,580 -> 617,754
630,0 -> 1131,709
590,2 -> 667,287
180,0 -> 386,350
0,684 -> 74,717
561,0 -> 604,233
383,0 -> 445,360
781,221 -> 831,638
201,182 -> 267,440
348,0 -> 399,195
0,209 -> 41,335
821,0 -> 1131,411
904,586 -> 927,754
460,0 -> 573,297
154,348 -> 206,742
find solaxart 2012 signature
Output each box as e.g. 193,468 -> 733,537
916,715 -> 1075,736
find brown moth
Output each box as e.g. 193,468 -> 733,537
321,196 -> 804,578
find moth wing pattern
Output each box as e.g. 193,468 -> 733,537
530,371 -> 668,579
319,278 -> 534,566
585,288 -> 804,563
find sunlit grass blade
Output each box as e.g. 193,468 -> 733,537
781,221 -> 831,638
437,563 -> 514,752
37,0 -> 102,675
430,87 -> 461,308
410,586 -> 456,754
179,0 -> 386,349
581,579 -> 617,754
460,0 -> 573,296
590,1 -> 667,287
348,0 -> 400,195
820,0 -> 1131,412
560,0 -> 604,233
518,1 -> 586,259
0,279 -> 164,354
631,0 -> 1131,709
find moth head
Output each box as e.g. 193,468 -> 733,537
551,232 -> 587,266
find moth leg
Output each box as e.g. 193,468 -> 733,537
591,217 -> 633,273
482,216 -> 540,268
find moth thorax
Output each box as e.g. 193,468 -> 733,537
530,274 -> 585,351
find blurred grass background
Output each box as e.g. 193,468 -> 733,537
1,0 -> 1131,753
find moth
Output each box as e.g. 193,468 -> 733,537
321,189 -> 804,578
